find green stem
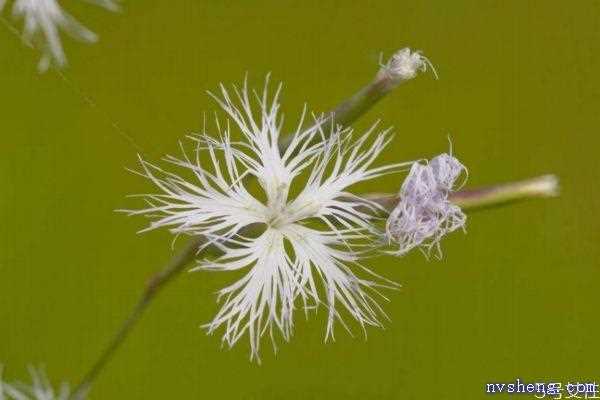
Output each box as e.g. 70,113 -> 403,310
279,50 -> 421,151
320,73 -> 396,128
70,237 -> 206,400
449,174 -> 558,210
368,174 -> 559,212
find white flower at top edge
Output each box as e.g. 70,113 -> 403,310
124,76 -> 415,362
0,0 -> 119,72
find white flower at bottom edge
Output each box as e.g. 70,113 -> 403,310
0,366 -> 72,400
124,77 -> 416,362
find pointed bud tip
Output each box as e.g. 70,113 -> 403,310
527,174 -> 560,198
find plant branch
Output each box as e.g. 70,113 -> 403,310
366,174 -> 559,212
279,47 -> 429,151
70,49 -> 555,399
449,174 -> 559,210
70,236 -> 206,400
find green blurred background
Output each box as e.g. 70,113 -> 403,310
1,1 -> 599,398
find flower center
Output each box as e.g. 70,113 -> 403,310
266,199 -> 321,229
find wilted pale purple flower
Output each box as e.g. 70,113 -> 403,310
0,0 -> 119,72
0,366 -> 72,400
386,153 -> 467,258
124,77 -> 415,361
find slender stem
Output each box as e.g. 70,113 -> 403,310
320,49 -> 434,128
317,72 -> 399,128
279,50 -> 421,152
448,174 -> 559,210
368,174 -> 559,212
71,237 -> 206,400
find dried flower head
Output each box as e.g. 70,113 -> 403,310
0,366 -> 72,400
386,152 -> 467,258
377,47 -> 438,85
125,76 -> 414,361
1,0 -> 119,72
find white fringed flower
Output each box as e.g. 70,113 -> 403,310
0,0 -> 119,72
0,366 -> 72,400
125,77 -> 412,361
386,153 -> 467,258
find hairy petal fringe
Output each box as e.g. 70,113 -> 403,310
126,77 -> 410,360
386,153 -> 467,258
